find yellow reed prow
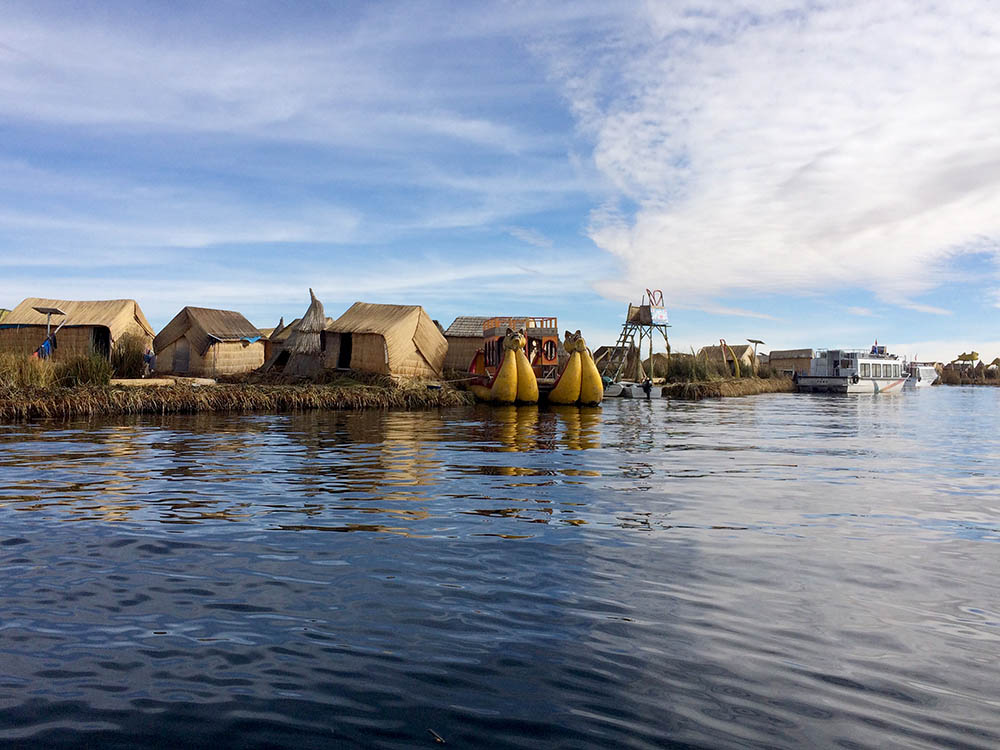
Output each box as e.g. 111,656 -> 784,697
577,334 -> 603,406
548,331 -> 582,404
515,333 -> 539,403
549,330 -> 602,406
470,328 -> 539,404
491,345 -> 518,403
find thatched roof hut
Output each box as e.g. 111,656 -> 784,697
326,302 -> 447,378
0,297 -> 154,361
0,309 -> 9,325
153,306 -> 264,376
278,290 -> 328,378
442,315 -> 490,371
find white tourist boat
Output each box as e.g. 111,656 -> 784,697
796,347 -> 908,394
904,362 -> 939,388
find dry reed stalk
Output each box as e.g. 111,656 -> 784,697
661,377 -> 795,401
0,382 -> 474,420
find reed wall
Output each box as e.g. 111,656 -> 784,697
156,337 -> 264,376
443,336 -> 480,372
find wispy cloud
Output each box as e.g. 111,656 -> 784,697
897,302 -> 953,316
847,307 -> 875,317
506,226 -> 554,248
542,2 -> 1000,309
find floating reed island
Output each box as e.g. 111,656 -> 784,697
0,355 -> 472,420
0,380 -> 474,420
0,289 -> 797,419
660,376 -> 796,401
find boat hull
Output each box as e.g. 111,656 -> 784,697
797,376 -> 907,394
621,383 -> 662,398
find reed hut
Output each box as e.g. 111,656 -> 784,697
442,316 -> 490,371
325,302 -> 447,378
262,316 -> 297,365
0,309 -> 9,325
280,290 -> 328,378
0,297 -> 154,361
153,307 -> 264,377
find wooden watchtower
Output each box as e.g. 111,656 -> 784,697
600,289 -> 671,382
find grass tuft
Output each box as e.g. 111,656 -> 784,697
111,333 -> 148,378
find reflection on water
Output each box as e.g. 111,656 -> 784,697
0,405 -> 605,531
0,390 -> 999,748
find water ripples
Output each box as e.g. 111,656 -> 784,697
0,389 -> 998,747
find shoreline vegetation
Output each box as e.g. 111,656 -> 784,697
0,350 -> 794,420
938,369 -> 1000,386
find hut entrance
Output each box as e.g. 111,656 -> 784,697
91,327 -> 111,358
337,333 -> 352,369
173,337 -> 190,373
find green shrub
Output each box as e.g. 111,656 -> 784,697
111,333 -> 149,378
56,354 -> 112,386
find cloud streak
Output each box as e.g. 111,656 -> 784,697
543,1 -> 1000,310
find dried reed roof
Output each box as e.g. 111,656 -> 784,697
444,316 -> 491,338
330,301 -> 447,375
1,297 -> 154,338
286,289 -> 326,356
0,309 -> 9,324
153,306 -> 262,356
269,317 -> 299,342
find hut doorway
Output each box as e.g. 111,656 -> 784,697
91,327 -> 111,358
337,333 -> 352,369
173,337 -> 190,373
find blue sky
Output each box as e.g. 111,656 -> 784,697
1,0 -> 999,362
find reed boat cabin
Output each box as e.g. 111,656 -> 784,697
472,316 -> 560,382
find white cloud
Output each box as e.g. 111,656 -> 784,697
847,307 -> 875,317
543,2 -> 1000,308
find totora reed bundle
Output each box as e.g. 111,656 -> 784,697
0,382 -> 474,420
661,377 -> 796,401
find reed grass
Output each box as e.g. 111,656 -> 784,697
111,333 -> 148,378
0,353 -> 57,389
663,348 -> 773,383
0,352 -> 112,388
57,353 -> 112,387
0,381 -> 474,420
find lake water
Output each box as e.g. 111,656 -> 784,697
0,388 -> 998,749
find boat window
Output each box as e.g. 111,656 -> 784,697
894,364 -> 901,377
873,363 -> 882,377
860,363 -> 870,377
840,359 -> 851,369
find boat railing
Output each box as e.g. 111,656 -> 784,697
814,349 -> 900,360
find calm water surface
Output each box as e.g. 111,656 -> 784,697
0,388 -> 998,748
